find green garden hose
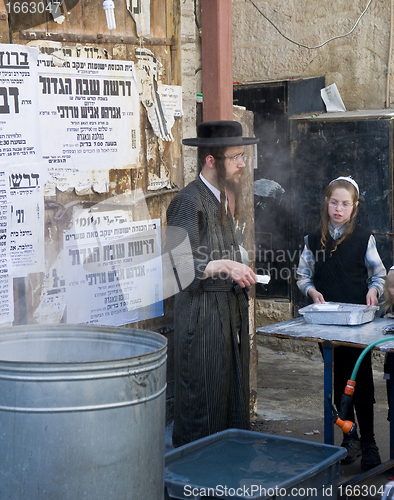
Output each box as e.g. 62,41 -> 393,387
350,336 -> 394,381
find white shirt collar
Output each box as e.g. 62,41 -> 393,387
329,221 -> 346,240
199,172 -> 221,202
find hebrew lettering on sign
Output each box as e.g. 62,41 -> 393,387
0,45 -> 40,164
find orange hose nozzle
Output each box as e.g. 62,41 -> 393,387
335,417 -> 355,434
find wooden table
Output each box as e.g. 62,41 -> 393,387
257,317 -> 394,456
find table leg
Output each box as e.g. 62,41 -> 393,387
323,341 -> 334,445
388,352 -> 394,460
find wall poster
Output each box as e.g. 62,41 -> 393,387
37,55 -> 140,188
8,163 -> 46,277
0,45 -> 40,162
64,209 -> 163,326
0,170 -> 12,324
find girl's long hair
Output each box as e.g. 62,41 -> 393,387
198,146 -> 230,224
384,271 -> 394,313
320,179 -> 359,255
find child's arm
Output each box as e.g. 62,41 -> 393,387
308,288 -> 325,304
365,235 -> 386,305
366,287 -> 379,306
296,236 -> 325,303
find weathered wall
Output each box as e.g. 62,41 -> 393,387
232,0 -> 392,111
180,0 -> 199,185
0,0 -> 198,423
2,0 -> 197,332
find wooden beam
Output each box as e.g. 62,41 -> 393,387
19,30 -> 176,45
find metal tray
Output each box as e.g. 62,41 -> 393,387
298,302 -> 379,326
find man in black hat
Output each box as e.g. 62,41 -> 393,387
166,120 -> 259,447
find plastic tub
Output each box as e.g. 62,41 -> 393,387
165,429 -> 346,499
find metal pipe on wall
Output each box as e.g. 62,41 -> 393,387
387,0 -> 394,108
200,0 -> 233,121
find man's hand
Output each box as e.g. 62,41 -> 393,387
308,288 -> 325,304
224,261 -> 257,288
366,287 -> 379,306
203,260 -> 257,288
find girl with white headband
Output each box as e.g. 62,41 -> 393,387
297,176 -> 386,471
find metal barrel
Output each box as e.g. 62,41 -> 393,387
0,324 -> 167,500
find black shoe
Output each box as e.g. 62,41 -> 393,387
341,437 -> 361,464
361,442 -> 381,471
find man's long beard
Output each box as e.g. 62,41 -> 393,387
225,178 -> 241,197
225,178 -> 241,219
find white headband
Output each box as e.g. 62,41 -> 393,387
329,176 -> 359,195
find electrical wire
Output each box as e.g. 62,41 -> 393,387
246,0 -> 373,50
194,0 -> 201,33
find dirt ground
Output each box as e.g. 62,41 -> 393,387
254,336 -> 394,498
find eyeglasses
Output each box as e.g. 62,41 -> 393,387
223,152 -> 247,163
328,200 -> 353,210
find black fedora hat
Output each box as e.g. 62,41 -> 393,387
182,120 -> 259,147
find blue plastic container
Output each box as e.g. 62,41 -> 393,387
165,429 -> 346,499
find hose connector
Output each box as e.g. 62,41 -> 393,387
344,379 -> 356,396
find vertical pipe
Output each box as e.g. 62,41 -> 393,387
389,352 -> 394,459
323,342 -> 335,445
387,0 -> 394,108
200,0 -> 233,121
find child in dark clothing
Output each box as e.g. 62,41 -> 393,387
383,269 -> 394,424
297,176 -> 386,471
384,268 -> 394,314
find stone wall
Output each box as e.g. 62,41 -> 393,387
232,0 -> 392,110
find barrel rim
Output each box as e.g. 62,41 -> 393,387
0,324 -> 167,369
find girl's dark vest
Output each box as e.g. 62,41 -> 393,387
308,225 -> 371,305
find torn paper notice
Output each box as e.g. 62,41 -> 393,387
46,167 -> 110,195
321,83 -> 346,112
126,0 -> 151,37
45,0 -> 65,23
0,171 -> 13,324
8,163 -> 46,277
147,172 -> 171,191
158,83 -> 183,132
0,44 -> 41,163
33,250 -> 66,324
135,48 -> 173,141
28,41 -> 110,61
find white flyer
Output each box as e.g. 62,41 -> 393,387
64,210 -> 163,326
0,170 -> 13,324
37,56 -> 140,170
0,44 -> 41,163
321,83 -> 346,112
158,83 -> 183,131
8,163 -> 46,277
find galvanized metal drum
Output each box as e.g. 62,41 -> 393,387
0,324 -> 167,500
